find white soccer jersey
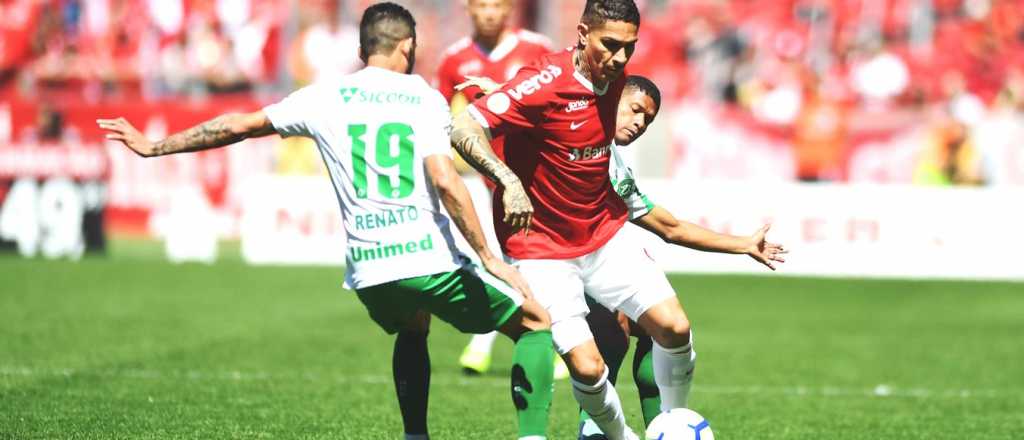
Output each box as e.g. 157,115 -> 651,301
263,66 -> 463,289
609,144 -> 654,221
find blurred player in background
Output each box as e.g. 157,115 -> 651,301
460,73 -> 787,439
434,0 -> 561,378
436,0 -> 552,114
98,3 -> 557,439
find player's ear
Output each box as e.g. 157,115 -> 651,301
576,23 -> 590,50
398,38 -> 414,58
358,45 -> 367,64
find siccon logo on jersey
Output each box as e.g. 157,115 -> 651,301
340,87 -> 422,105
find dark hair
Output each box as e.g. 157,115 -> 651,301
580,0 -> 641,28
625,75 -> 660,110
359,2 -> 417,60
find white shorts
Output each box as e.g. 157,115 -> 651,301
509,228 -> 676,354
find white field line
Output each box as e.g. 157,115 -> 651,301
0,365 -> 1012,400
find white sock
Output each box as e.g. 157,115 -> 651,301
653,336 -> 697,411
467,331 -> 498,353
571,367 -> 631,440
404,434 -> 428,440
579,418 -> 602,436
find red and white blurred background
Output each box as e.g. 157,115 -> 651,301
1,0 -> 1022,278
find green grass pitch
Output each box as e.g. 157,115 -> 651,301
2,250 -> 1022,439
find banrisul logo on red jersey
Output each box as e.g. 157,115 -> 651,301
486,65 -> 563,114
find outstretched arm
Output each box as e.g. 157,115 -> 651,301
450,110 -> 533,233
425,154 -> 533,297
97,111 -> 276,158
634,206 -> 788,270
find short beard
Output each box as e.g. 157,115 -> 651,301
573,49 -> 593,82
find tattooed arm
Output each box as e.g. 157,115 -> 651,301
97,112 -> 276,158
424,154 -> 534,297
450,110 -> 534,232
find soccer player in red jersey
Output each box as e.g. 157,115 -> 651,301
447,1 -> 725,439
436,0 -> 553,111
448,1 -> 647,438
457,72 -> 788,438
531,72 -> 787,437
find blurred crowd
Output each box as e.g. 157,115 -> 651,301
624,0 -> 1024,184
3,0 -> 276,97
0,0 -> 481,97
2,0 -> 1022,185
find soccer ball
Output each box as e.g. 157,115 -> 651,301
645,408 -> 714,440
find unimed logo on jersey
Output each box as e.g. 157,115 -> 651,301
339,87 -> 422,105
487,64 -> 563,114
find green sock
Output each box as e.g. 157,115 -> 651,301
633,336 -> 662,427
511,330 -> 554,438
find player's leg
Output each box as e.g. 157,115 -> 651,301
427,264 -> 554,439
629,325 -> 662,426
562,337 -> 634,440
578,297 -> 630,439
494,302 -> 555,439
634,296 -> 696,411
512,259 -> 637,440
355,282 -> 435,439
582,229 -> 695,412
394,311 -> 432,440
588,298 -> 632,386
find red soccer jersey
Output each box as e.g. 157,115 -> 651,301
436,30 -> 552,167
467,48 -> 628,260
436,29 -> 553,104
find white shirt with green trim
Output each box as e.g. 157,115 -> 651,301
609,143 -> 655,220
263,66 -> 462,289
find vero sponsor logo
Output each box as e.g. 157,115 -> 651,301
506,65 -> 563,101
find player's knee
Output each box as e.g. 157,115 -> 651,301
518,298 -> 551,331
653,317 -> 691,348
567,351 -> 606,385
402,311 -> 432,333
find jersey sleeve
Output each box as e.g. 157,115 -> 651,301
465,63 -> 551,136
263,85 -> 320,138
624,181 -> 655,220
418,91 -> 455,159
612,171 -> 655,220
609,146 -> 655,220
435,58 -> 458,103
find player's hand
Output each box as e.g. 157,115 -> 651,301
96,117 -> 158,157
481,257 -> 534,300
455,75 -> 502,96
746,224 -> 787,271
501,180 -> 534,235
